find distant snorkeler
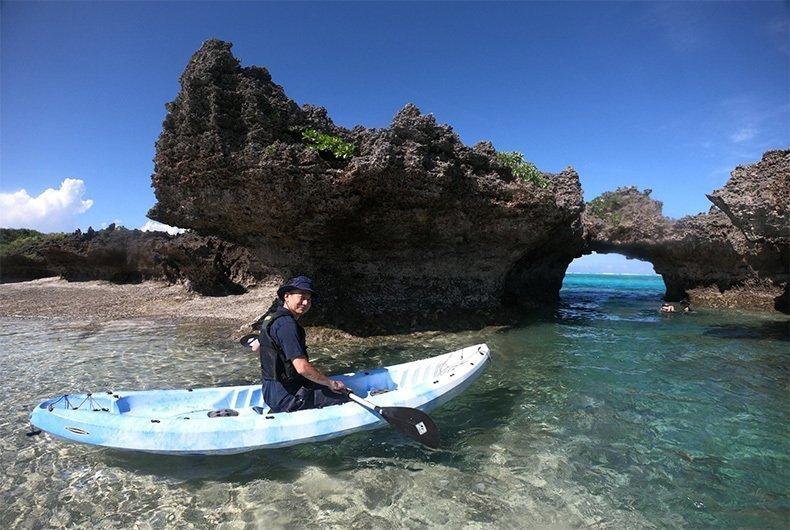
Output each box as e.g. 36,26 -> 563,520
660,302 -> 676,313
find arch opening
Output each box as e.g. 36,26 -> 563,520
566,252 -> 657,276
562,252 -> 667,297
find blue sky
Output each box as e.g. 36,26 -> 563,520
1,1 -> 787,273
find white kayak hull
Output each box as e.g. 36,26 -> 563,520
31,343 -> 491,455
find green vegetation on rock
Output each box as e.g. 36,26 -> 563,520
588,194 -> 624,225
302,129 -> 357,160
0,229 -> 66,260
263,144 -> 279,158
495,151 -> 549,188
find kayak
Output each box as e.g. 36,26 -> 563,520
30,343 -> 490,455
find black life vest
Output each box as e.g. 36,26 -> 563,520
257,307 -> 310,389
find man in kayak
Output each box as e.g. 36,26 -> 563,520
251,276 -> 348,412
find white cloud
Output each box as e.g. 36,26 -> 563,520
0,178 -> 93,232
730,127 -> 757,143
140,219 -> 187,235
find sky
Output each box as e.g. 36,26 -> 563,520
1,1 -> 788,273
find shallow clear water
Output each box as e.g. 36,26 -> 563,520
1,274 -> 788,528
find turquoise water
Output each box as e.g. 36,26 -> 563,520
1,274 -> 788,528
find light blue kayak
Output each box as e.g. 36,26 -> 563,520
30,343 -> 490,455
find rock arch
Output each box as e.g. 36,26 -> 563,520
580,153 -> 789,312
3,42 -> 785,334
146,40 -> 788,334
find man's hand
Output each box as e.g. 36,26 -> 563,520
292,357 -> 347,392
328,379 -> 348,393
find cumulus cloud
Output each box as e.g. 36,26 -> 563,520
0,178 -> 94,232
139,219 -> 187,235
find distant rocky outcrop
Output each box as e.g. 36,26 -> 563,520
583,150 -> 789,312
0,226 -> 263,296
148,39 -> 585,333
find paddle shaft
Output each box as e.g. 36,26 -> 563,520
345,391 -> 382,413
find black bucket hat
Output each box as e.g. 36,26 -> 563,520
277,276 -> 319,301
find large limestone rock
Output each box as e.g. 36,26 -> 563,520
707,150 -> 789,243
149,40 -> 585,333
583,150 -> 789,312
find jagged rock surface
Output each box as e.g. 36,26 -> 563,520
149,40 -> 585,333
0,226 -> 262,296
707,150 -> 789,243
583,150 -> 790,312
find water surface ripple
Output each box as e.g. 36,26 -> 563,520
1,274 -> 788,528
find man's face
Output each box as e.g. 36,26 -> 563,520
284,290 -> 312,317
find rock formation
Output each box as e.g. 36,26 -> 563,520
583,150 -> 789,312
0,226 -> 261,296
148,40 -> 585,333
4,40 -> 786,331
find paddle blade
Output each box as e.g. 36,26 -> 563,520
239,333 -> 258,348
380,407 -> 440,448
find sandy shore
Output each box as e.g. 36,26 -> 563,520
0,277 -> 279,331
0,278 -> 374,342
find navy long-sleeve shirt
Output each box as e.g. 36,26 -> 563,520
261,313 -> 309,409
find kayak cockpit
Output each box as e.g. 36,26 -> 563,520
42,366 -> 402,419
114,387 -> 265,417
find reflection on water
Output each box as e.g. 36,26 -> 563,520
1,275 -> 788,528
704,321 -> 790,341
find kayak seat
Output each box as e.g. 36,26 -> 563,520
249,388 -> 263,407
232,388 -> 258,408
209,388 -> 263,410
349,368 -> 398,397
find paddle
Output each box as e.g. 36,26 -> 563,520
239,334 -> 259,347
345,390 -> 441,449
239,333 -> 440,448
